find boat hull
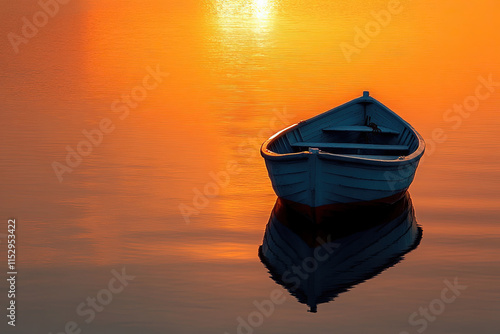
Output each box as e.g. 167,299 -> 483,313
264,151 -> 420,207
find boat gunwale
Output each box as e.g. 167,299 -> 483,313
260,95 -> 425,166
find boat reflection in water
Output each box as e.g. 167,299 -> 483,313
258,192 -> 422,313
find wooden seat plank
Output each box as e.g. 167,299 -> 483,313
291,142 -> 409,152
322,125 -> 399,135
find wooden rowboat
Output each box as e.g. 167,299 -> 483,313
261,92 -> 425,208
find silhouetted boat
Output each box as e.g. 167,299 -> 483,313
258,192 -> 422,312
261,92 -> 425,207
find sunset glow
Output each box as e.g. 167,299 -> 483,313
1,0 -> 499,332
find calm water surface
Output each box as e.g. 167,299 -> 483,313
1,1 -> 499,333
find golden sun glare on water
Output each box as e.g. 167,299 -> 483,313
213,0 -> 276,54
215,0 -> 275,24
251,0 -> 273,20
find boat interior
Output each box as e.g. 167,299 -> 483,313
267,98 -> 420,160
